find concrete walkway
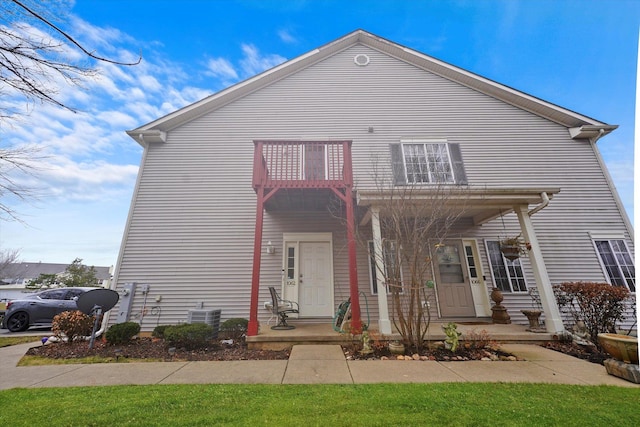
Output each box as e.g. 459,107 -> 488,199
0,343 -> 637,389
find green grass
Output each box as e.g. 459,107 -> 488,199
0,336 -> 40,348
0,383 -> 637,426
17,355 -> 165,365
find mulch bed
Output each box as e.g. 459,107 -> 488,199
541,340 -> 609,365
25,338 -> 289,361
342,341 -> 518,361
25,337 -> 516,362
24,337 -> 610,364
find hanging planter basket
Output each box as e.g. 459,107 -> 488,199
499,235 -> 529,261
500,245 -> 522,261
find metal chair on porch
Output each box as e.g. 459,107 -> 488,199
268,286 -> 299,330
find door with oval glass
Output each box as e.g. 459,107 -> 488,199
433,240 -> 476,317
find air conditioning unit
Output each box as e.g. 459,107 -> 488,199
187,309 -> 221,338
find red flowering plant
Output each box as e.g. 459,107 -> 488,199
553,282 -> 631,349
52,310 -> 95,343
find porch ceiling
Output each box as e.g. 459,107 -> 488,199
263,188 -> 342,212
356,186 -> 560,225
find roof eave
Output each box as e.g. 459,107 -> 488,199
569,125 -> 619,141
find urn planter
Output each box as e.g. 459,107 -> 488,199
520,309 -> 545,332
388,341 -> 405,355
597,333 -> 638,364
490,287 -> 511,324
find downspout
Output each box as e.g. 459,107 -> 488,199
588,128 -> 634,235
528,192 -> 549,217
590,128 -> 606,144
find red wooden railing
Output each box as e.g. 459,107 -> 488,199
253,141 -> 352,189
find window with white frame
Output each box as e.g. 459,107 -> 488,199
594,239 -> 635,292
368,240 -> 402,294
402,142 -> 454,184
486,240 -> 527,292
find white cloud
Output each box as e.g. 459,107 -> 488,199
96,110 -> 139,129
239,44 -> 286,77
138,74 -> 162,92
278,29 -> 298,44
206,57 -> 239,80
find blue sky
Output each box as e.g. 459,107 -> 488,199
0,0 -> 637,267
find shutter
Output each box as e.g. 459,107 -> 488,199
390,144 -> 406,185
449,143 -> 467,185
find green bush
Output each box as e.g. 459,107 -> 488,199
553,282 -> 632,348
220,318 -> 248,341
105,322 -> 141,345
152,324 -> 172,339
164,323 -> 215,350
52,310 -> 95,343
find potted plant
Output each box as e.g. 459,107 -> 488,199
521,287 -> 545,332
499,235 -> 529,261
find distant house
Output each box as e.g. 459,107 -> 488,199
109,30 -> 634,335
0,262 -> 112,300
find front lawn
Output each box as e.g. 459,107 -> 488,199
0,383 -> 637,426
0,336 -> 40,348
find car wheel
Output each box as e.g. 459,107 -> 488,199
6,312 -> 30,332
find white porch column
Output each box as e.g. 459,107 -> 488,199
371,206 -> 392,335
515,205 -> 564,333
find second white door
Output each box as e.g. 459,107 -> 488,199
298,241 -> 333,317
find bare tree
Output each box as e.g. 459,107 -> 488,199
0,0 -> 140,118
357,151 -> 470,352
0,247 -> 20,278
0,143 -> 42,221
327,149 -> 470,351
374,185 -> 469,351
0,0 -> 140,221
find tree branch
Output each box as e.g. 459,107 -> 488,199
10,0 -> 141,66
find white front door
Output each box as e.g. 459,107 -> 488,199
299,241 -> 333,317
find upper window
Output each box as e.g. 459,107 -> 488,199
486,240 -> 527,292
390,141 -> 467,186
594,239 -> 635,292
403,143 -> 454,183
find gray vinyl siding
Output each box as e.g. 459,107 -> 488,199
111,43 -> 633,331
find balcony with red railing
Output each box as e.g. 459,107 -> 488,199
253,140 -> 353,191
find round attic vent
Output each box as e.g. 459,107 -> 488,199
354,54 -> 370,66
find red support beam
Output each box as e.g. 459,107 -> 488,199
342,141 -> 361,332
247,186 -> 265,337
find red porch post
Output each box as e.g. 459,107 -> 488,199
247,186 -> 265,336
343,141 -> 361,332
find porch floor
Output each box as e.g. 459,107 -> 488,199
246,321 -> 556,350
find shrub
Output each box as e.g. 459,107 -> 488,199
553,282 -> 631,348
152,324 -> 172,339
52,310 -> 95,343
105,322 -> 140,345
220,318 -> 248,341
164,323 -> 215,350
463,329 -> 496,350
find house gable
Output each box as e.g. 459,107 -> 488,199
128,30 -> 615,143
